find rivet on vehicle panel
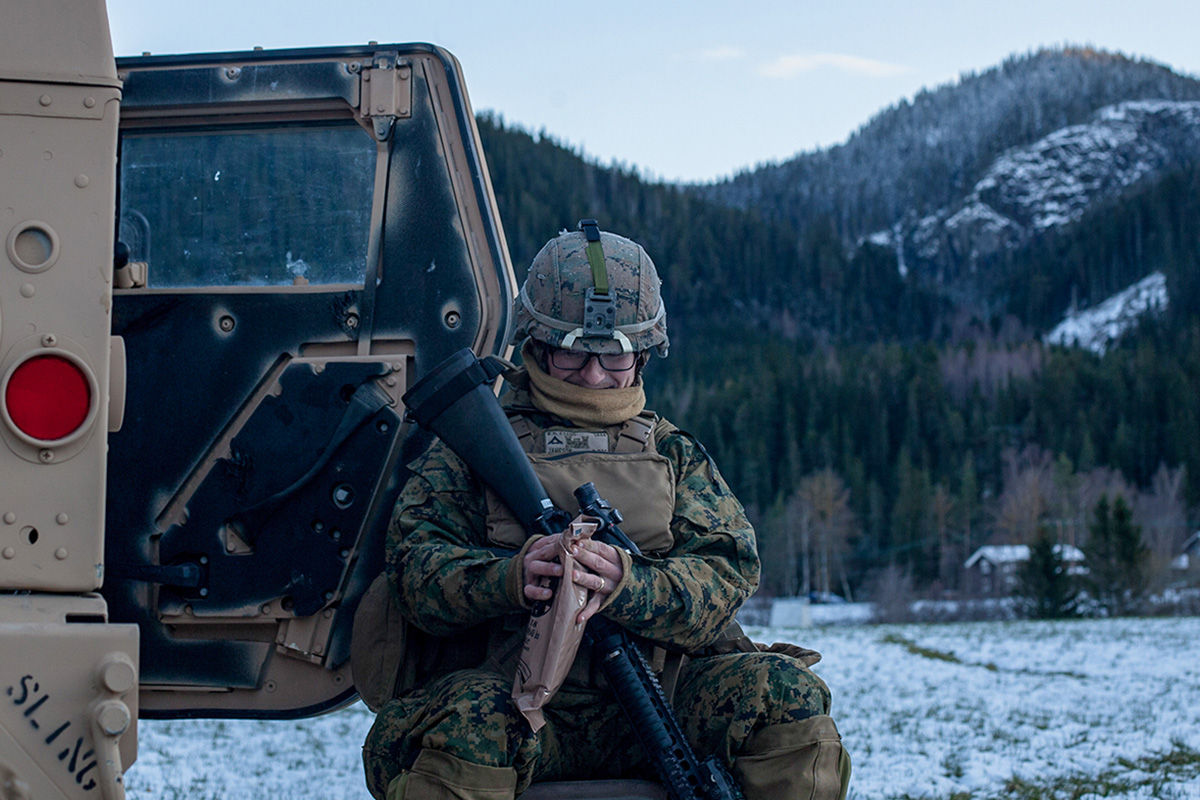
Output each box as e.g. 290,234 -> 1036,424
314,643 -> 325,655
39,94 -> 52,106
261,604 -> 271,614
265,680 -> 277,693
225,67 -> 241,80
2,512 -> 15,524
55,548 -> 68,560
445,311 -> 461,328
39,449 -> 54,463
218,315 -> 235,332
398,67 -> 411,80
199,588 -> 209,597
323,609 -> 333,619
100,659 -> 137,694
184,605 -> 194,615
345,313 -> 359,329
334,674 -> 345,686
56,513 -> 69,525
332,484 -> 354,508
97,702 -> 131,736
75,174 -> 90,188
20,284 -> 35,298
41,333 -> 57,346
84,97 -> 97,109
2,548 -> 14,559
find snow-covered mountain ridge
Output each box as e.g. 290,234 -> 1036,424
874,101 -> 1200,272
1044,271 -> 1168,355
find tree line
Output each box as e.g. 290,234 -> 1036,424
476,112 -> 1200,604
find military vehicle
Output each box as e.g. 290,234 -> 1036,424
2,2 -> 674,798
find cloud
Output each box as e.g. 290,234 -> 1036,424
759,53 -> 911,79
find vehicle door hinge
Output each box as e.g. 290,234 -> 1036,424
358,53 -> 412,141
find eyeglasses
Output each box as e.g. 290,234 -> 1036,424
547,347 -> 637,373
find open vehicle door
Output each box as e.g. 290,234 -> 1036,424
104,42 -> 514,717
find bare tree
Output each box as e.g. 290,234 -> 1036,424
798,469 -> 857,599
1135,463 -> 1189,591
992,446 -> 1057,544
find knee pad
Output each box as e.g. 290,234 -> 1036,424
734,716 -> 850,800
388,749 -> 518,800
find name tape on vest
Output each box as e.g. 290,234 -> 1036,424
544,430 -> 610,454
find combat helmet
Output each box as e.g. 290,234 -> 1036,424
512,220 -> 668,357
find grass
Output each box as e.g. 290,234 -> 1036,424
879,633 -> 1090,678
899,741 -> 1200,800
880,633 -> 990,668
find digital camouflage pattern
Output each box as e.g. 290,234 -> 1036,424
362,401 -> 837,797
363,651 -> 832,796
512,229 -> 669,357
383,411 -> 757,650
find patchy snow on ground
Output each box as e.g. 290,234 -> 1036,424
125,616 -> 1200,800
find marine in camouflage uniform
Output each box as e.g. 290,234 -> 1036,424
363,223 -> 850,799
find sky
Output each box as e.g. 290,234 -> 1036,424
105,0 -> 1200,184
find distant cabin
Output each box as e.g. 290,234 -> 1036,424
1171,531 -> 1200,572
964,544 -> 1086,596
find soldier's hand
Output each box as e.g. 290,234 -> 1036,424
523,535 -> 564,604
571,539 -> 623,625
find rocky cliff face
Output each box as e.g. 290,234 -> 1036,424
883,101 -> 1200,279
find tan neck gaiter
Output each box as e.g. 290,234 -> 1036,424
523,341 -> 646,427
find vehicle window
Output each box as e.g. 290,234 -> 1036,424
118,125 -> 375,288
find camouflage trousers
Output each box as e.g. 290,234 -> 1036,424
362,651 -> 832,798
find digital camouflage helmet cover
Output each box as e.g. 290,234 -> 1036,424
512,220 -> 668,356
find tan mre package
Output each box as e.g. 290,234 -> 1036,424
512,516 -> 599,730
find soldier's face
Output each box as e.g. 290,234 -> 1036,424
546,351 -> 638,389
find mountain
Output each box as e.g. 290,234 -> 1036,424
694,47 -> 1200,329
882,100 -> 1200,298
475,47 -> 1200,592
704,47 -> 1200,237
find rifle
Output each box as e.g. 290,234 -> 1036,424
403,349 -> 745,800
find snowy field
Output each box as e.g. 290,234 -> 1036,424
125,615 -> 1200,800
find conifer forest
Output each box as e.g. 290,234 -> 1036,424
475,48 -> 1200,608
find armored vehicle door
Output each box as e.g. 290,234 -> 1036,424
104,44 -> 514,718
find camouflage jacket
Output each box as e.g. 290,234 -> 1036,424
386,403 -> 759,655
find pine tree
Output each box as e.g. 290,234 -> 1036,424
1085,495 -> 1149,615
1016,529 -> 1080,619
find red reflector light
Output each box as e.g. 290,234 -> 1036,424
4,355 -> 93,441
